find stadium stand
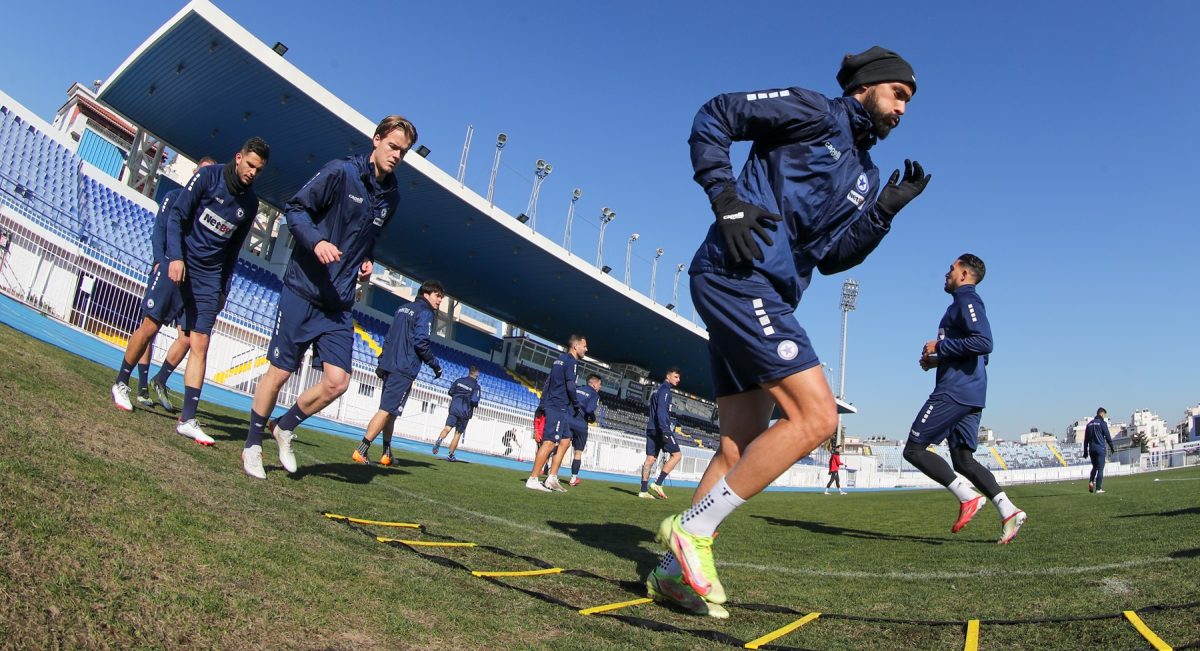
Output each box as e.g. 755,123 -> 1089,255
0,104 -> 85,241
867,441 -> 1074,472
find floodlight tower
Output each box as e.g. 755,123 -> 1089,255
595,207 -> 616,268
836,278 -> 859,448
486,132 -> 507,207
456,124 -> 473,186
526,159 -> 552,229
562,188 -> 582,249
670,263 -> 685,309
649,247 -> 664,300
624,233 -> 640,286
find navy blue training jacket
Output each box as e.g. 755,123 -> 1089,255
1083,417 -> 1115,456
647,381 -> 674,434
568,385 -> 600,431
689,87 -> 895,306
284,154 -> 399,311
166,164 -> 258,290
931,285 -> 992,408
150,188 -> 181,266
448,375 -> 482,418
377,296 -> 440,378
541,352 -> 580,415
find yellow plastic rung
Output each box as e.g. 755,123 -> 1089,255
744,612 -> 821,649
964,619 -> 980,651
578,597 -> 653,616
470,568 -> 563,578
322,512 -> 421,528
377,537 -> 476,547
1123,611 -> 1172,651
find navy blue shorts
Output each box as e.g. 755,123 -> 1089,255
378,371 -> 415,416
691,271 -> 820,398
646,429 -> 680,456
907,396 -> 982,451
570,422 -> 589,450
266,286 -> 354,373
445,413 -> 471,433
141,264 -> 186,328
178,273 -> 222,335
541,409 -> 570,444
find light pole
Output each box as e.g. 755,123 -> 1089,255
525,159 -> 552,229
486,132 -> 507,208
649,247 -> 664,300
563,188 -> 582,250
837,278 -> 859,448
456,124 -> 473,186
595,207 -> 615,268
670,263 -> 685,309
624,233 -> 640,286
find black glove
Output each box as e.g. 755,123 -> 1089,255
874,159 -> 931,219
586,413 -> 596,424
710,186 -> 783,265
375,367 -> 387,379
432,366 -> 443,380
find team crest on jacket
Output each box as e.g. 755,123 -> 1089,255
373,207 -> 388,226
856,173 -> 869,193
777,340 -> 798,360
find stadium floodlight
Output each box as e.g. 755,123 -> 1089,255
650,247 -> 665,301
486,132 -> 508,208
516,213 -> 530,224
563,188 -> 583,250
624,233 -> 640,287
416,145 -> 431,158
672,262 -> 685,308
456,124 -> 473,185
665,303 -> 675,311
835,278 -> 859,449
595,207 -> 616,268
601,265 -> 612,274
525,159 -> 552,230
272,42 -> 288,56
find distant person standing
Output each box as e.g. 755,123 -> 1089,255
1084,407 -> 1115,494
906,254 -> 1026,544
525,335 -> 588,493
432,366 -> 482,461
824,446 -> 846,495
640,368 -> 683,499
566,373 -> 602,486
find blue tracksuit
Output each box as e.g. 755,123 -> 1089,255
165,163 -> 258,292
448,376 -> 482,418
931,285 -> 992,408
284,154 -> 399,311
1083,417 -> 1115,456
688,87 -> 894,307
377,297 -> 440,379
150,188 -> 181,266
568,385 -> 600,433
647,382 -> 674,435
541,353 -> 580,416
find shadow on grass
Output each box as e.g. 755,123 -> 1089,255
751,515 -> 993,545
547,520 -> 660,578
608,487 -> 642,497
288,459 -> 429,484
1116,506 -> 1200,518
1170,548 -> 1200,559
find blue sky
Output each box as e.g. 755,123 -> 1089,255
1,1 -> 1197,440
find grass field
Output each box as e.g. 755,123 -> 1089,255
1,322 -> 1198,650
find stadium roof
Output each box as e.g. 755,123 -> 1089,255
96,0 -> 858,414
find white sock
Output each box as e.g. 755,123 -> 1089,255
680,477 -> 745,537
658,551 -> 681,577
947,477 -> 978,503
992,491 -> 1018,519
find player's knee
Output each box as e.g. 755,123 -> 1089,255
902,440 -> 925,464
324,374 -> 350,396
949,448 -> 977,474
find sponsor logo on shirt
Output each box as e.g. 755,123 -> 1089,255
721,211 -> 744,221
824,141 -> 841,161
199,208 -> 236,238
373,206 -> 388,226
846,190 -> 866,209
213,196 -> 224,204
348,194 -> 364,204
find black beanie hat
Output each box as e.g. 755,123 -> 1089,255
837,46 -> 916,95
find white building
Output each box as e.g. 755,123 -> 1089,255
1174,404 -> 1200,444
1128,409 -> 1172,451
1065,418 -> 1090,445
1020,428 -> 1056,445
979,426 -> 997,444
